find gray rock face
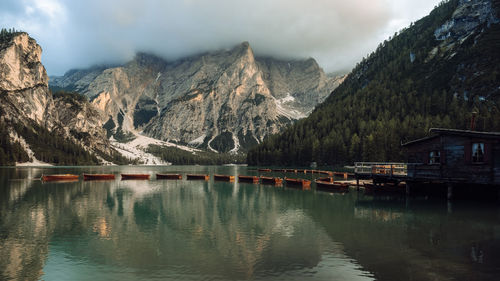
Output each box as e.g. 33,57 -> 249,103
52,93 -> 111,154
53,42 -> 343,152
435,0 -> 499,41
50,66 -> 108,93
0,33 -> 112,160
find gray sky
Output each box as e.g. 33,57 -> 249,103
1,0 -> 442,75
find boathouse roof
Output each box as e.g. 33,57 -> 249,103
402,128 -> 500,147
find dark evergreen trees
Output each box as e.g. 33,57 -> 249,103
248,0 -> 500,166
147,145 -> 245,165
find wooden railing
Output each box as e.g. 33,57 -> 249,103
354,162 -> 408,177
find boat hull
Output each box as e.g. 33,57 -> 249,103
260,176 -> 283,185
41,174 -> 79,182
121,174 -> 150,180
83,174 -> 115,181
238,175 -> 259,183
157,174 -> 182,180
315,180 -> 349,192
214,174 -> 235,182
186,174 -> 209,181
285,178 -> 311,189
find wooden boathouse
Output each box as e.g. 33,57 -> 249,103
355,128 -> 500,198
402,128 -> 500,186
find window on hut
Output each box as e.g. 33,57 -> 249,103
472,143 -> 484,163
429,150 -> 440,164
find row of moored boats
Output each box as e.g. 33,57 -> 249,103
40,173 -> 350,191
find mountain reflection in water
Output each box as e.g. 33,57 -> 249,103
0,166 -> 499,281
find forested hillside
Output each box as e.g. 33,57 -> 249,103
248,0 -> 500,166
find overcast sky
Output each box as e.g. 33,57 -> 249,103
1,0 -> 442,75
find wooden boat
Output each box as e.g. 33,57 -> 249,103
260,176 -> 283,185
156,173 -> 182,180
284,177 -> 311,188
214,174 -> 235,182
315,179 -> 349,192
285,169 -> 297,173
186,174 -> 209,181
83,173 -> 115,181
316,176 -> 334,182
238,175 -> 259,183
121,174 -> 150,180
41,174 -> 79,182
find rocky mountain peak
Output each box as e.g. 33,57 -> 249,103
129,52 -> 167,70
50,41 -> 345,153
0,33 -> 47,92
1,31 -> 117,165
233,41 -> 254,58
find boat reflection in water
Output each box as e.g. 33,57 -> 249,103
1,166 -> 500,281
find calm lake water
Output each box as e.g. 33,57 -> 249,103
1,166 -> 499,281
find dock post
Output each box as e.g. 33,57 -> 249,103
447,183 -> 453,200
356,177 -> 360,191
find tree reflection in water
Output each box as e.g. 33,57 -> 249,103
1,167 -> 499,281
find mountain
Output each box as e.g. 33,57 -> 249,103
248,0 -> 500,166
50,42 -> 344,153
0,30 -> 124,165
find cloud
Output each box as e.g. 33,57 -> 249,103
0,0 -> 442,75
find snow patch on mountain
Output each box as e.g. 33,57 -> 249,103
274,93 -> 307,120
111,132 -> 202,164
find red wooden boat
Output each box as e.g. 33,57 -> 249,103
272,169 -> 286,172
41,174 -> 79,182
186,174 -> 209,181
257,168 -> 272,172
121,174 -> 150,180
315,179 -> 349,192
316,176 -> 334,182
83,173 -> 115,181
214,174 -> 235,181
260,176 -> 283,185
238,175 -> 259,183
285,169 -> 297,173
284,177 -> 311,188
157,173 -> 182,180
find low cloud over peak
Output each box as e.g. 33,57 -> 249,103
0,0 -> 442,75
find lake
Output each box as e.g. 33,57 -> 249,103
1,166 -> 499,280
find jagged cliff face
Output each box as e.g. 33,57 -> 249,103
0,33 -> 54,126
0,33 -> 112,161
52,94 -> 111,154
51,42 -> 342,152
